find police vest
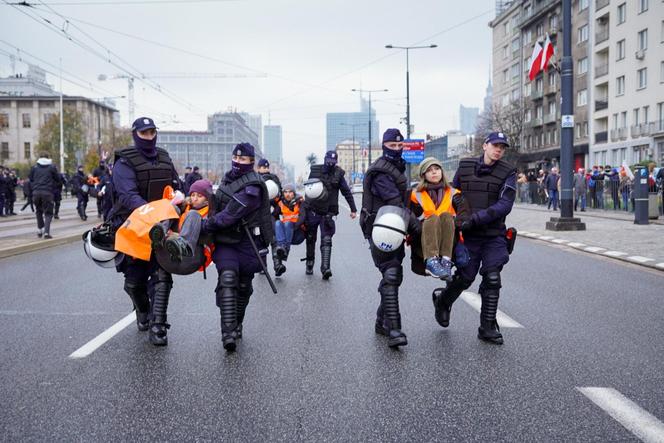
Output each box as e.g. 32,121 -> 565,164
278,199 -> 300,223
308,164 -> 344,215
410,187 -> 459,220
456,157 -> 515,236
213,171 -> 274,245
360,157 -> 409,238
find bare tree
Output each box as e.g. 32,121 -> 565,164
473,100 -> 524,164
306,153 -> 318,167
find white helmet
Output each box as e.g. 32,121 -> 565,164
304,179 -> 328,201
265,179 -> 280,200
371,206 -> 408,252
82,227 -> 117,268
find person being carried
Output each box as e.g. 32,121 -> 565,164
272,183 -> 306,275
410,157 -> 470,281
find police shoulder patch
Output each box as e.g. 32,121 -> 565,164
245,184 -> 261,197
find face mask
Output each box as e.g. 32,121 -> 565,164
382,145 -> 403,160
132,132 -> 158,158
231,161 -> 254,176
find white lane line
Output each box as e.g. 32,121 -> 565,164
627,256 -> 655,264
656,263 -> 664,270
69,311 -> 136,359
585,246 -> 606,253
604,250 -> 628,257
524,233 -> 541,238
538,235 -> 554,240
551,238 -> 569,244
577,387 -> 664,443
459,291 -> 524,329
568,242 -> 587,248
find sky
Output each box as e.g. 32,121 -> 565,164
0,0 -> 495,176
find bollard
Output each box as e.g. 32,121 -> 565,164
633,166 -> 649,225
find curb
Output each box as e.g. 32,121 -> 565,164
514,204 -> 664,225
0,232 -> 82,260
519,230 -> 664,272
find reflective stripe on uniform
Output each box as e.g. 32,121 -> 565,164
410,186 -> 459,219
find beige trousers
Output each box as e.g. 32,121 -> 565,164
421,213 -> 455,260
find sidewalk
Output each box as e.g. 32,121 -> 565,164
509,203 -> 664,271
0,197 -> 98,259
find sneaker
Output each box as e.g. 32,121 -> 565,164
44,233 -> 52,239
37,229 -> 43,238
165,235 -> 192,262
438,258 -> 453,282
425,257 -> 447,279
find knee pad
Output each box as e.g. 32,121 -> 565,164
451,273 -> 473,291
321,236 -> 332,247
481,270 -> 501,290
217,269 -> 239,291
153,267 -> 173,285
238,274 -> 254,295
382,266 -> 403,286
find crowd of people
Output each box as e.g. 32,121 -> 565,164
516,163 -> 664,213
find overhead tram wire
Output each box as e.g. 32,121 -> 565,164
8,0 -> 241,4
4,0 -> 208,117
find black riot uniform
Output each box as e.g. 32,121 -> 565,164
360,128 -> 417,348
258,159 -> 286,276
303,150 -> 357,279
109,117 -> 181,346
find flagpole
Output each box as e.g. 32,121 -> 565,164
545,0 -> 585,231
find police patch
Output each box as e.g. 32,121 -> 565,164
144,118 -> 150,125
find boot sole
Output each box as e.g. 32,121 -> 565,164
477,332 -> 504,345
388,336 -> 408,348
149,226 -> 166,248
165,240 -> 183,262
321,270 -> 332,280
149,336 -> 168,346
223,340 -> 237,352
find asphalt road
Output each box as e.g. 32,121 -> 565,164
1,199 -> 663,441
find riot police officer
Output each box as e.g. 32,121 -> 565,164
109,117 -> 181,346
71,165 -> 89,221
361,128 -> 417,348
432,132 -> 516,345
257,158 -> 285,275
304,150 -> 357,279
204,143 -> 273,352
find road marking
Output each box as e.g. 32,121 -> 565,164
656,263 -> 664,270
538,235 -> 554,240
524,233 -> 541,238
585,246 -> 606,253
460,291 -> 524,328
604,250 -> 628,257
577,387 -> 664,443
69,311 -> 136,359
567,242 -> 586,248
551,238 -> 568,244
627,256 -> 655,264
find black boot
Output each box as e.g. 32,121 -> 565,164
378,267 -> 407,348
305,235 -> 315,275
432,274 -> 471,328
236,275 -> 254,339
149,268 -> 172,346
320,236 -> 332,280
124,280 -> 150,331
374,303 -> 388,335
216,270 -> 239,352
273,248 -> 286,277
478,289 -> 503,345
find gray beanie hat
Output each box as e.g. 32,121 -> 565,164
418,157 -> 443,177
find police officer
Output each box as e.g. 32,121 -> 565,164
304,150 -> 357,279
28,152 -> 61,238
257,158 -> 285,275
183,165 -> 202,195
6,169 -> 18,216
71,165 -> 89,221
203,143 -> 273,352
0,167 -> 8,217
432,132 -> 516,345
109,117 -> 181,346
361,128 -> 418,348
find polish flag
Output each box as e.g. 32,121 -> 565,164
541,33 -> 555,71
528,40 -> 544,80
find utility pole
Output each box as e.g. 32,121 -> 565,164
546,0 -> 585,231
59,58 -> 64,173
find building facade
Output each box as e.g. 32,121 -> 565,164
459,105 -> 480,134
238,112 -> 262,149
326,98 -> 379,152
263,125 -> 283,164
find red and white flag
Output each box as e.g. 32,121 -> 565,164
541,33 -> 555,71
528,40 -> 544,80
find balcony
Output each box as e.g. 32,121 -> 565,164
595,28 -> 609,45
518,0 -> 557,27
544,113 -> 558,125
595,131 -> 608,143
654,120 -> 664,135
545,84 -> 558,95
618,127 -> 628,140
630,125 -> 641,138
640,123 -> 652,136
610,129 -> 619,142
531,89 -> 544,100
530,118 -> 543,127
596,0 -> 609,11
594,63 -> 608,78
594,99 -> 608,111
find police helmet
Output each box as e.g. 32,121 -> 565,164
303,179 -> 328,201
371,206 -> 408,252
82,225 -> 117,268
265,179 -> 280,200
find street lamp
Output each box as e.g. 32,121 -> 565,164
385,44 -> 437,180
351,88 -> 388,165
340,122 -> 364,182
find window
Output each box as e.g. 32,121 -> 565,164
621,111 -> 627,128
503,22 -> 509,37
616,39 -> 626,60
42,113 -> 53,124
548,72 -> 556,87
583,122 -> 589,136
24,142 -> 30,160
536,104 -> 543,119
525,109 -> 532,121
579,0 -> 588,11
637,68 -> 647,89
634,108 -> 640,125
0,113 -> 8,128
553,128 -> 558,144
658,102 -> 664,129
638,0 -> 648,14
511,37 -> 520,53
537,23 -> 544,37
660,61 -> 664,83
549,15 -> 558,31
503,69 -> 509,84
643,106 -> 649,123
578,25 -> 589,43
525,82 -> 532,96
524,29 -> 532,44
577,89 -> 588,106
616,76 -> 625,95
1,142 -> 8,160
22,113 -> 31,128
617,3 -> 626,24
661,20 -> 664,43
548,100 -> 556,115
638,29 -> 648,51
613,113 -> 618,130
511,63 -> 520,78
536,77 -> 543,92
503,45 -> 508,59
576,123 -> 582,138
578,57 -> 588,75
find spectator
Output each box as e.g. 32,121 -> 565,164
545,167 -> 560,211
607,167 -> 621,210
28,152 -> 61,239
619,167 -> 633,212
573,167 -> 587,212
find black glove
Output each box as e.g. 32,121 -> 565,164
460,218 -> 475,232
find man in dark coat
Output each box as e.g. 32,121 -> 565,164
28,153 -> 61,238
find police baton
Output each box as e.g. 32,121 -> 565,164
216,186 -> 278,294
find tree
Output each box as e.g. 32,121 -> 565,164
306,153 -> 318,166
473,100 -> 524,165
36,108 -> 86,173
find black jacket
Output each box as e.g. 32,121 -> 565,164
28,159 -> 60,194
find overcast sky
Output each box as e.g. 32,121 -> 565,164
1,0 -> 495,176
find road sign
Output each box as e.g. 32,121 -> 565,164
561,115 -> 574,128
402,139 -> 425,164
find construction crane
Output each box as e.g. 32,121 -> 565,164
98,72 -> 267,123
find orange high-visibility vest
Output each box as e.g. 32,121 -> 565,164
177,204 -> 213,272
278,200 -> 300,223
410,186 -> 459,219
